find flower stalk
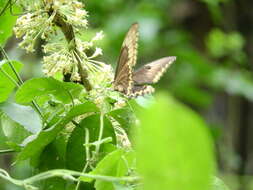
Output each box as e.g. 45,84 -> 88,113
48,5 -> 92,91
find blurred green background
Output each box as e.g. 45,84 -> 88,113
1,0 -> 253,189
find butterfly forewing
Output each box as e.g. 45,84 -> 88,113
114,23 -> 139,95
133,56 -> 176,85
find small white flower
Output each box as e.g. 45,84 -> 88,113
92,31 -> 104,42
89,47 -> 103,59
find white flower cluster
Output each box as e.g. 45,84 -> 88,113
14,0 -> 88,52
14,0 -> 114,91
53,0 -> 88,28
14,10 -> 55,52
42,40 -> 76,78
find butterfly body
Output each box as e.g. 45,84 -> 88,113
113,23 -> 176,97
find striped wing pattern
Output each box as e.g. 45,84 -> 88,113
113,23 -> 139,95
114,24 -> 176,98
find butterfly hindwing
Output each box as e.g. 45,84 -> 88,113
133,56 -> 176,85
114,23 -> 139,95
129,85 -> 155,98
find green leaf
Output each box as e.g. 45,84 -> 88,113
0,0 -> 19,45
0,60 -> 23,103
135,93 -> 215,190
0,102 -> 42,134
66,125 -> 87,171
1,113 -> 31,145
15,102 -> 99,163
66,114 -> 116,171
15,77 -> 84,105
30,130 -> 68,168
211,177 -> 230,190
80,149 -> 135,190
35,131 -> 68,170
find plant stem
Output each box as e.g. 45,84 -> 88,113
50,10 -> 92,91
95,113 -> 104,155
75,163 -> 89,190
0,46 -> 44,120
0,67 -> 20,87
26,169 -> 139,183
0,149 -> 15,154
0,168 -> 140,189
0,46 -> 23,85
75,128 -> 91,190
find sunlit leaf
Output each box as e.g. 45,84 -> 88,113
15,77 -> 84,105
135,93 -> 215,190
0,102 -> 42,134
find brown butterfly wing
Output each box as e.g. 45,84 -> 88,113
129,85 -> 155,98
114,23 -> 139,95
133,56 -> 176,85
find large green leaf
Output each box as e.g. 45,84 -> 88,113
66,114 -> 116,171
15,102 -> 99,163
0,102 -> 42,134
33,136 -> 68,190
135,93 -> 215,190
15,77 -> 84,105
0,60 -> 23,102
0,0 -> 19,45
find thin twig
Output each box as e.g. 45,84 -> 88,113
0,46 -> 44,120
0,66 -> 20,87
0,149 -> 15,154
95,113 -> 104,156
75,128 -> 91,190
0,46 -> 23,85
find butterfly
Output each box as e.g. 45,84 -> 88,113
113,23 -> 176,97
